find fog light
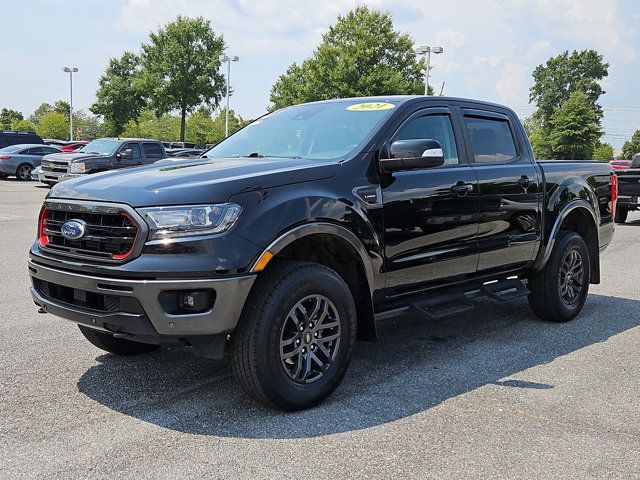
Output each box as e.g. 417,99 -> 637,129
159,289 -> 215,315
179,291 -> 211,312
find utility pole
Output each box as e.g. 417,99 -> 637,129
62,67 -> 78,140
220,55 -> 239,137
414,46 -> 443,95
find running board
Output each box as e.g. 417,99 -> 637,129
482,279 -> 530,301
375,278 -> 529,322
410,293 -> 474,320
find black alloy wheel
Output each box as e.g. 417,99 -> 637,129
279,294 -> 341,384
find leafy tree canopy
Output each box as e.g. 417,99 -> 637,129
137,16 -> 226,141
622,130 -> 640,160
548,91 -> 601,160
91,51 -> 146,136
592,142 -> 614,161
529,49 -> 608,126
11,119 -> 37,132
270,6 -> 425,110
1,108 -> 23,129
37,112 -> 69,140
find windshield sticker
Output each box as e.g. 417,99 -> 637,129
346,102 -> 395,112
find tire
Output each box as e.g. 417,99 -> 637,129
15,163 -> 33,181
231,261 -> 357,410
528,231 -> 590,322
614,207 -> 628,224
78,325 -> 159,355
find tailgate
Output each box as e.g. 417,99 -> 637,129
617,170 -> 640,196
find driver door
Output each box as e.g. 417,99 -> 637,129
381,107 -> 480,297
114,142 -> 143,168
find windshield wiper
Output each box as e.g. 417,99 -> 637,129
245,152 -> 302,160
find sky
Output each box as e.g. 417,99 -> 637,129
1,0 -> 639,148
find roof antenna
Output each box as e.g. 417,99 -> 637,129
439,81 -> 446,96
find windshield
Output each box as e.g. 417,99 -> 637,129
203,100 -> 398,162
78,139 -> 119,156
0,145 -> 25,153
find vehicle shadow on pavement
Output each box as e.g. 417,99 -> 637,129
77,293 -> 640,439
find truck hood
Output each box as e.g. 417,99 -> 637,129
49,157 -> 341,206
42,152 -> 103,163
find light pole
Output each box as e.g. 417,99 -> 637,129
415,46 -> 443,95
220,55 -> 239,137
62,67 -> 78,140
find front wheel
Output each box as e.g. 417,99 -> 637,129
78,325 -> 159,355
528,231 -> 590,322
231,261 -> 356,410
614,207 -> 628,224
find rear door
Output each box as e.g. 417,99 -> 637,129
142,142 -> 165,163
459,106 -> 542,273
381,105 -> 479,297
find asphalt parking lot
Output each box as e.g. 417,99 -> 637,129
1,179 -> 639,479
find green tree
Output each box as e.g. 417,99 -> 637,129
548,91 -> 601,160
91,51 -> 146,136
622,130 -> 640,160
122,110 -> 181,140
270,6 -> 425,110
73,110 -> 102,140
28,103 -> 53,125
185,108 -> 216,146
1,108 -> 23,129
592,142 -> 614,161
529,50 -> 608,127
37,112 -> 69,140
10,119 -> 37,132
137,16 -> 226,141
53,100 -> 71,118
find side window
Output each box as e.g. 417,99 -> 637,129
43,147 -> 59,154
464,116 -> 517,163
143,142 -> 163,158
122,142 -> 142,158
395,114 -> 459,165
27,147 -> 43,155
0,136 -> 7,148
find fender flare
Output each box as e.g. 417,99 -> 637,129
250,222 -> 377,294
532,199 -> 599,272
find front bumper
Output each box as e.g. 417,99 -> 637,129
38,170 -> 82,183
29,259 -> 256,337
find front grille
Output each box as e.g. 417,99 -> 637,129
33,278 -> 143,314
39,202 -> 141,263
41,161 -> 69,173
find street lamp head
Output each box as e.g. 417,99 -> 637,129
432,47 -> 444,54
415,46 -> 444,55
220,55 -> 240,62
229,56 -> 239,62
62,67 -> 78,73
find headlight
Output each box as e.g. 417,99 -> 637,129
70,162 -> 86,174
138,203 -> 242,241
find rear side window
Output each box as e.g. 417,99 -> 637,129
143,142 -> 163,158
464,116 -> 517,163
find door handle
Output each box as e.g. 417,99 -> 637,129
451,181 -> 474,195
518,175 -> 531,188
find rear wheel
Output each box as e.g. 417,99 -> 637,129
78,325 -> 159,355
15,163 -> 33,181
614,207 -> 628,224
528,231 -> 590,322
231,261 -> 356,410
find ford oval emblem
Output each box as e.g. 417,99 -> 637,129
61,220 -> 86,240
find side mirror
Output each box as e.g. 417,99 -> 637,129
380,139 -> 445,172
119,148 -> 133,160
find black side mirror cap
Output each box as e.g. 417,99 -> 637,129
381,139 -> 445,173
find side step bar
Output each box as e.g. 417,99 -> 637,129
376,277 -> 530,322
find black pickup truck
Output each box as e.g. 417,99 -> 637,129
29,96 -> 615,410
39,138 -> 167,185
615,154 -> 640,223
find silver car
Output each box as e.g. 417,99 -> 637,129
0,144 -> 61,180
